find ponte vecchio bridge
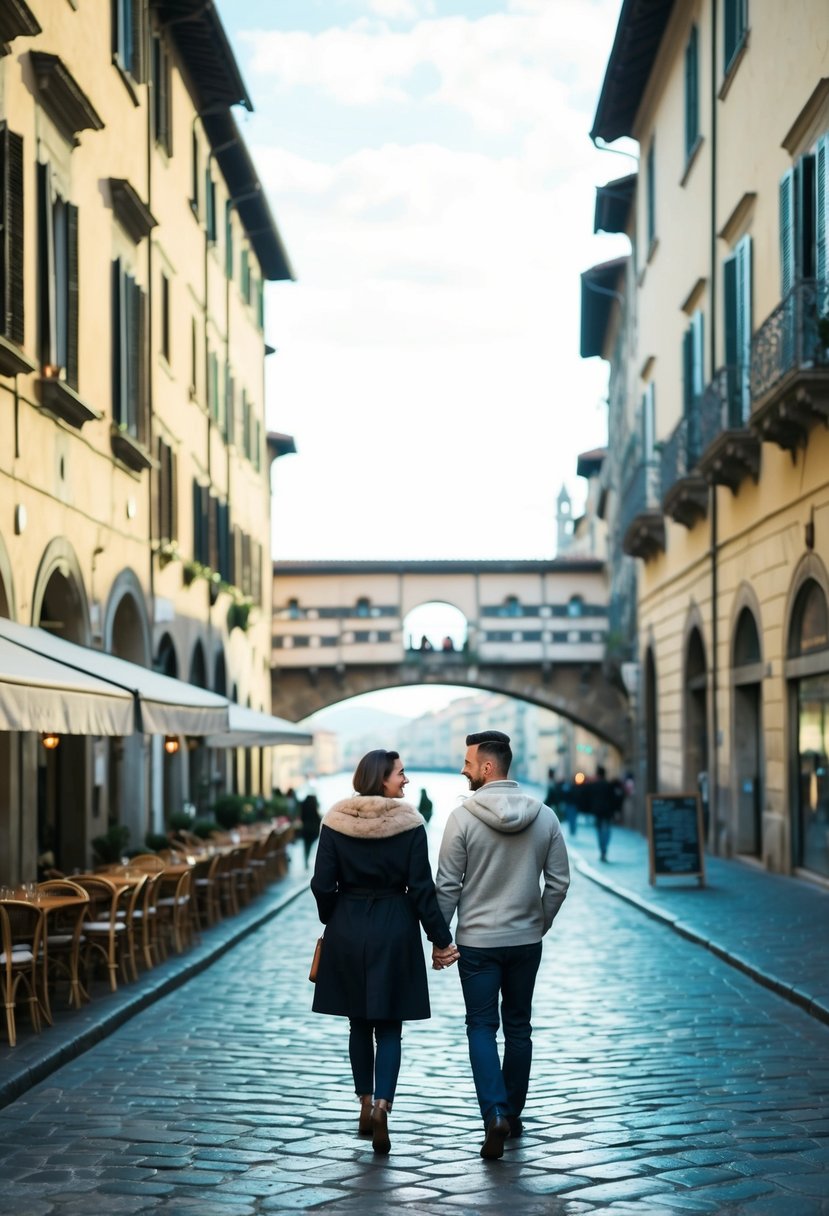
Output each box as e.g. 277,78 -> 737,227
271,559 -> 630,752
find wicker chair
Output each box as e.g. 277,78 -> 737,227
130,869 -> 162,971
191,853 -> 221,930
126,854 -> 167,874
74,876 -> 127,992
36,879 -> 89,1019
155,870 -> 193,957
0,900 -> 44,1046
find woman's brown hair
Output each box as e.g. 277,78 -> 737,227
352,749 -> 399,796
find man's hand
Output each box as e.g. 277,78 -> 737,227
432,943 -> 460,970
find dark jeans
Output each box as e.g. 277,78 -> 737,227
348,1018 -> 402,1104
458,941 -> 543,1126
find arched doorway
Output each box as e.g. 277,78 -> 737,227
0,551 -> 18,884
107,578 -> 151,858
684,625 -> 709,844
34,554 -> 90,874
643,647 -> 658,795
156,633 -> 183,821
787,577 -> 829,877
188,640 -> 209,813
732,606 -> 763,857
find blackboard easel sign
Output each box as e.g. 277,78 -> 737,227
646,793 -> 706,886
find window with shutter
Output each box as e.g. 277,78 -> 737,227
38,162 -> 79,389
156,438 -> 177,545
112,0 -> 145,83
205,171 -> 216,243
723,0 -> 747,75
225,202 -> 234,279
151,35 -> 172,155
684,26 -> 699,161
724,236 -> 752,425
112,258 -> 148,443
0,125 -> 25,349
646,141 -> 656,251
817,134 -> 828,287
225,368 -> 234,444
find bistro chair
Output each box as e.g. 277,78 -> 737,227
155,869 -> 193,957
74,876 -> 127,993
215,848 -> 240,918
115,873 -> 148,983
130,869 -> 162,972
191,853 -> 221,930
0,900 -> 44,1047
35,879 -> 89,1019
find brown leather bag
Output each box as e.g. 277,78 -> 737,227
309,935 -> 323,983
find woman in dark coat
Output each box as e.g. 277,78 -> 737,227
311,749 -> 458,1154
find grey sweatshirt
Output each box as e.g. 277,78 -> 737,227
436,780 -> 570,947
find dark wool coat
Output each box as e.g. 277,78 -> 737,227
311,796 -> 452,1021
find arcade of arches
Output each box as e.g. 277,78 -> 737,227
0,542 -> 271,886
640,563 -> 829,881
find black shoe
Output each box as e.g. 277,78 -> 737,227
508,1117 -> 524,1138
480,1112 -> 510,1160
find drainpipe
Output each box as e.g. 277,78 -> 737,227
708,0 -> 720,853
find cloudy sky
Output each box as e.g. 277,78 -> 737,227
215,0 -> 630,564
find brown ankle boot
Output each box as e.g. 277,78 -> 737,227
371,1104 -> 391,1154
358,1096 -> 373,1136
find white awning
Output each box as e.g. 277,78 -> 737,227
0,633 -> 134,736
204,703 -> 313,749
0,617 -> 230,737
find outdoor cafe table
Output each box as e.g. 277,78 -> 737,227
5,890 -> 88,1023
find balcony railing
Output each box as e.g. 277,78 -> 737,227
750,279 -> 829,450
620,459 -> 665,559
660,410 -> 708,527
751,279 -> 829,402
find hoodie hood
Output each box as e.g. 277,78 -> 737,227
461,780 -> 544,834
322,795 -> 424,839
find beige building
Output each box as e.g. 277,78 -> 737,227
0,2 -> 293,882
584,0 -> 829,880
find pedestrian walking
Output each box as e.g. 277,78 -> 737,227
584,764 -> 619,862
311,748 -> 458,1155
434,730 -> 570,1159
299,792 -> 321,868
417,787 -> 433,823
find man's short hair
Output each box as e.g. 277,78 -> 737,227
466,730 -> 512,774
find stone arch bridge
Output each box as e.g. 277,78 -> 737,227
271,559 -> 630,753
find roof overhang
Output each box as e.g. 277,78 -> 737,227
577,448 -> 607,479
153,0 -> 253,112
580,257 -> 628,359
590,0 -> 676,144
267,431 -> 297,464
594,173 -> 636,235
201,110 -> 294,282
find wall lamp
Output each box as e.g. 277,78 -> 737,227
41,732 -> 60,750
163,735 -> 181,755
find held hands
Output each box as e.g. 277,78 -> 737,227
432,942 -> 460,970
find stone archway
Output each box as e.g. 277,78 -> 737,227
731,601 -> 763,857
31,541 -> 91,874
684,623 -> 709,843
105,572 -> 152,857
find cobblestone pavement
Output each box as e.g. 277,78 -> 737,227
1,869 -> 828,1216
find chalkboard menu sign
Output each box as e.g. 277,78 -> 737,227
646,793 -> 706,886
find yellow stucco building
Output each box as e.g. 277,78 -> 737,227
0,2 -> 293,882
584,0 -> 829,881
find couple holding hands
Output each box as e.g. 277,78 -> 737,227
310,730 -> 570,1159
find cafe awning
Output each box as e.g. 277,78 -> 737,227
204,704 -> 313,749
0,617 -> 229,737
0,630 -> 134,736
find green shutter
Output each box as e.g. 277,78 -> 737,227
817,134 -> 828,285
65,203 -> 79,390
685,26 -> 698,158
779,170 -> 795,297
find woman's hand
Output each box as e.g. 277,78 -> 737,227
432,943 -> 460,970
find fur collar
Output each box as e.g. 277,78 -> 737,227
322,796 -> 424,839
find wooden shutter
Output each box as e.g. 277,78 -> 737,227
0,126 -> 24,346
736,236 -> 751,421
65,203 -> 79,390
779,170 -> 795,298
692,310 -> 704,397
817,134 -> 828,286
130,0 -> 145,82
37,161 -> 55,368
225,202 -> 233,278
112,258 -> 124,425
684,26 -> 698,158
682,326 -> 694,416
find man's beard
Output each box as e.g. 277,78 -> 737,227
467,776 -> 484,791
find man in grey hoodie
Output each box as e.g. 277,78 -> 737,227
434,730 -> 570,1159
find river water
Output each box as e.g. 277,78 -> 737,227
309,767 -> 547,867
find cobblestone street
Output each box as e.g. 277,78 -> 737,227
1,866 -> 828,1216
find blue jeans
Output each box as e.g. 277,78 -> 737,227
596,817 -> 611,859
348,1018 -> 402,1103
458,942 -> 543,1126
